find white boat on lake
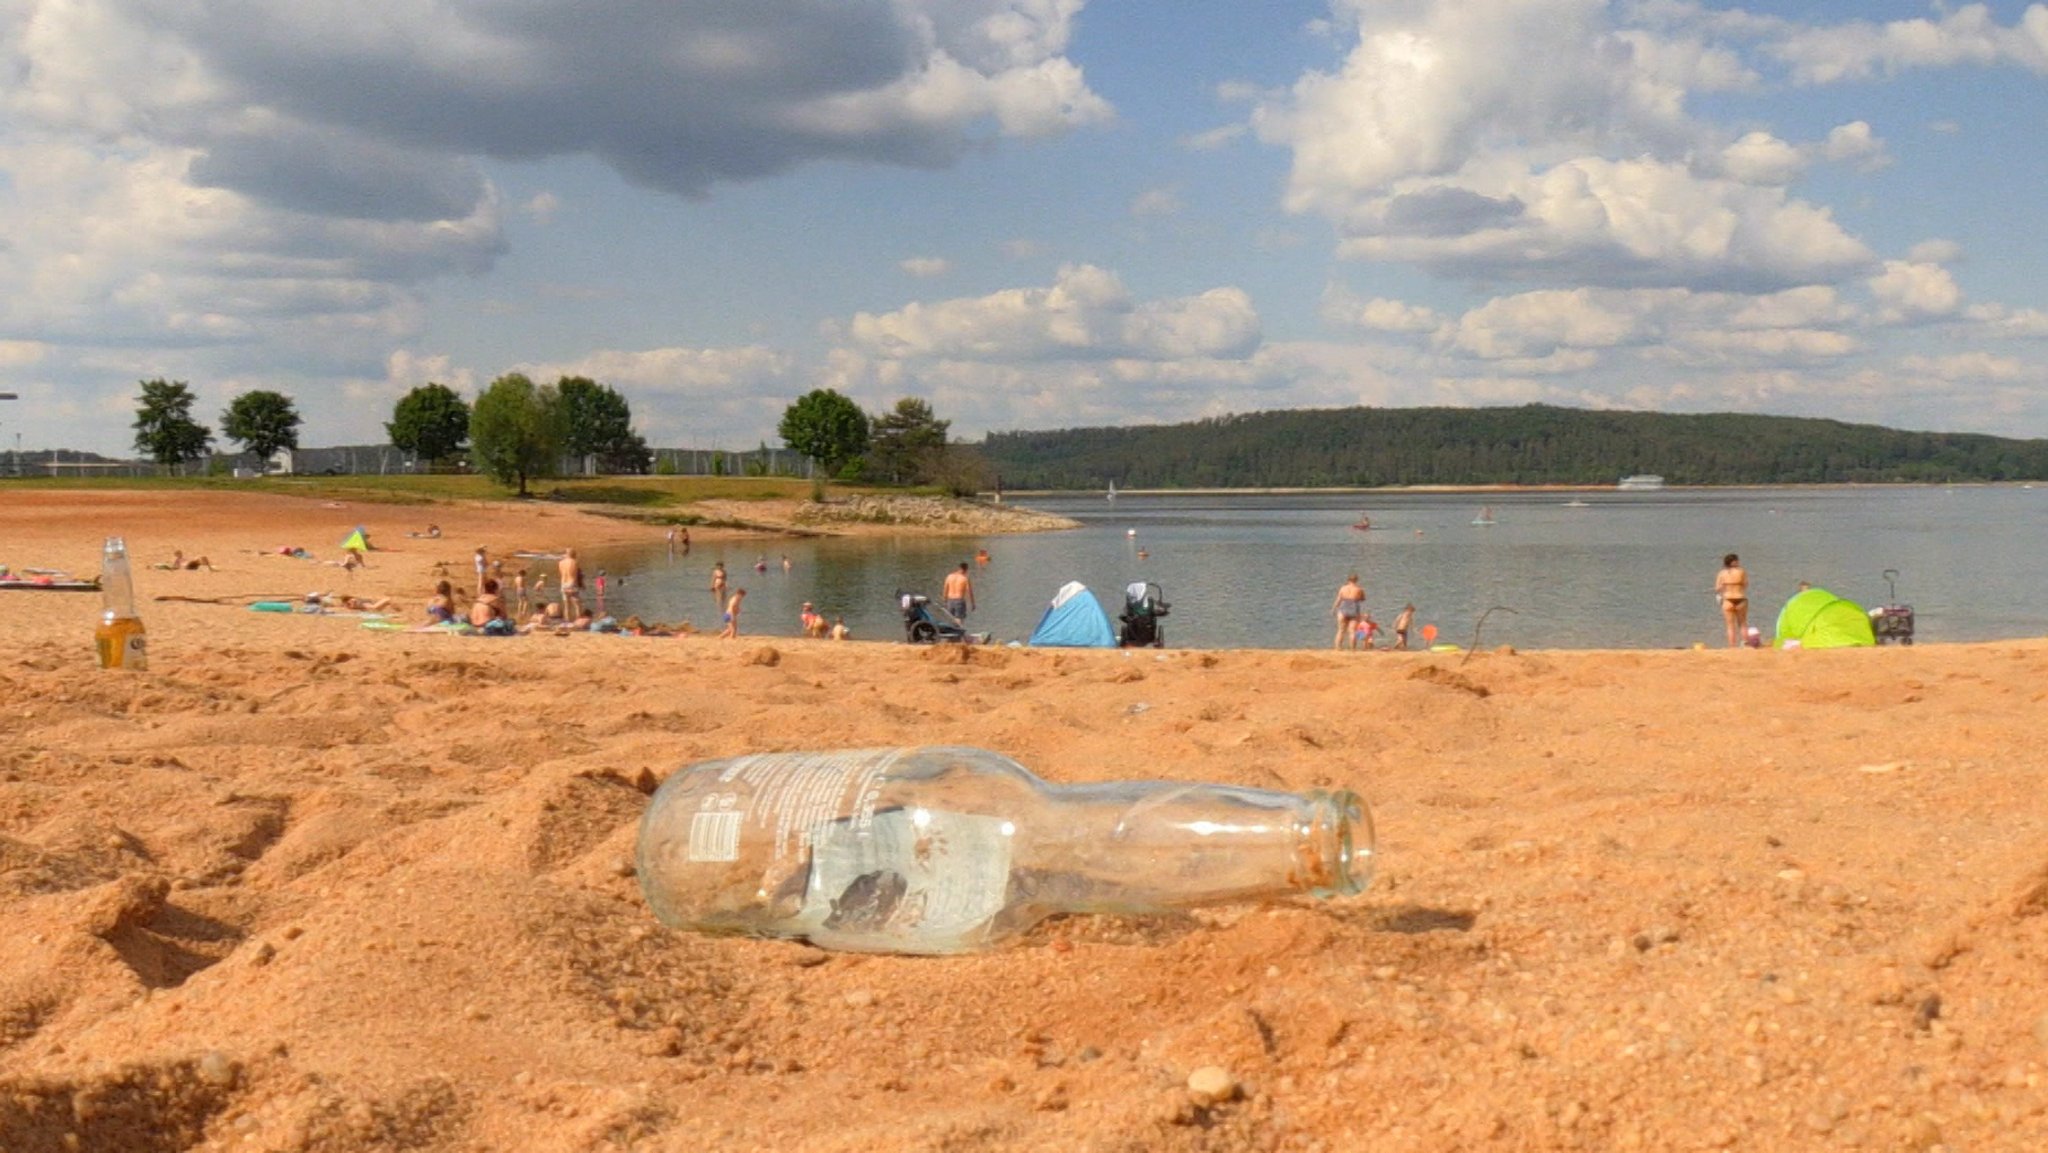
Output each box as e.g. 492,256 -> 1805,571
1618,474 -> 1665,491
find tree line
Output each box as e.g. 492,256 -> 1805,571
127,378 -> 984,496
977,405 -> 2048,488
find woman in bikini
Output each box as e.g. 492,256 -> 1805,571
1715,553 -> 1750,648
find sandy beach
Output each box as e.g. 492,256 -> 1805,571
3,489 -> 2046,1151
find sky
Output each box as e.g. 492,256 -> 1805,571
6,0 -> 2048,458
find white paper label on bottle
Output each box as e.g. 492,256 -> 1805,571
710,748 -> 901,863
686,810 -> 742,862
796,808 -> 1013,945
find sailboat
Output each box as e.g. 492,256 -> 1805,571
1107,479 -> 1117,502
1471,505 -> 1496,526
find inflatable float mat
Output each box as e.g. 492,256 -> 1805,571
0,578 -> 100,592
249,601 -> 296,613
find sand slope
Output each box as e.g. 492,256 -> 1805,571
2,490 -> 2045,1151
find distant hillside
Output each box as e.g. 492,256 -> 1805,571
977,405 -> 2048,489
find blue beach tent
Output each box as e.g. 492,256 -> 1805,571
1027,581 -> 1117,648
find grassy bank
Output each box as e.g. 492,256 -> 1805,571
0,473 -> 856,508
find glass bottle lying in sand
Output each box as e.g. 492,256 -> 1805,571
635,747 -> 1374,955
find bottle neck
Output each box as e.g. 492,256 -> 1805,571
100,545 -> 138,619
1018,782 -> 1372,916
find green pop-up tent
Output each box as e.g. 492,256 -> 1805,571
1773,587 -> 1876,649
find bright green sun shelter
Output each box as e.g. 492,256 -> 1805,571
1772,587 -> 1876,649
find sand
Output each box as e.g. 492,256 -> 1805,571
3,489 -> 2046,1151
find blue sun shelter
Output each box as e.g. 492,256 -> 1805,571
1027,581 -> 1116,648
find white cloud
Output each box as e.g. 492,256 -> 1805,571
1720,131 -> 1803,184
842,264 -> 1261,362
1131,187 -> 1181,217
1900,351 -> 2030,382
1342,297 -> 1443,334
1822,120 -> 1889,169
522,192 -> 561,223
1447,289 -> 1645,359
0,1 -> 1117,452
1868,260 -> 1963,322
1254,2 -> 1871,290
1965,304 -> 2048,338
1181,124 -> 1246,151
1336,156 -> 1872,290
900,256 -> 952,278
513,345 -> 799,445
1769,4 -> 2048,85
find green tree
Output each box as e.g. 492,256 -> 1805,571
469,373 -> 564,496
928,443 -> 995,498
220,390 -> 302,462
132,379 -> 214,469
557,376 -> 652,474
386,383 -> 471,467
867,396 -> 951,484
778,389 -> 870,478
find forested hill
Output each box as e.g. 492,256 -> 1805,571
976,405 -> 2048,489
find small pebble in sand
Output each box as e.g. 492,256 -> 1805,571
196,1050 -> 237,1087
1187,1065 -> 1237,1105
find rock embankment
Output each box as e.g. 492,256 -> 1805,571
794,495 -> 1079,534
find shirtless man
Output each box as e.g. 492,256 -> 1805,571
1715,553 -> 1750,648
1332,573 -> 1366,650
559,548 -> 585,620
719,588 -> 746,639
943,562 -> 975,621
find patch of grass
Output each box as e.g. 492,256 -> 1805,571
0,472 -> 901,512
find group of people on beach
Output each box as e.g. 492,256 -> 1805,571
1331,573 -> 1417,651
424,544 -> 609,636
1332,555 -> 1762,652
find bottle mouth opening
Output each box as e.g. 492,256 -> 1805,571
1306,789 -> 1375,898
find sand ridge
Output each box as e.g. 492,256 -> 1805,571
1,489 -> 2045,1151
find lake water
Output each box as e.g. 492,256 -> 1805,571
583,487 -> 2048,650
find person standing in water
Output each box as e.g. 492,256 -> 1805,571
1715,553 -> 1750,648
559,548 -> 585,620
943,561 -> 976,622
710,561 -> 727,602
1332,573 -> 1365,650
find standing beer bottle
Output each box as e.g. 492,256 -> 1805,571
635,747 -> 1373,955
94,536 -> 148,670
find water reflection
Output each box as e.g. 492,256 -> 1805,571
578,487 -> 2047,650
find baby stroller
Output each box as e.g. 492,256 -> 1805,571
899,592 -> 985,644
1118,581 -> 1170,648
1869,568 -> 1915,646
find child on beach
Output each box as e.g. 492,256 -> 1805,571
1355,611 -> 1381,649
719,589 -> 746,639
1393,604 -> 1415,650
